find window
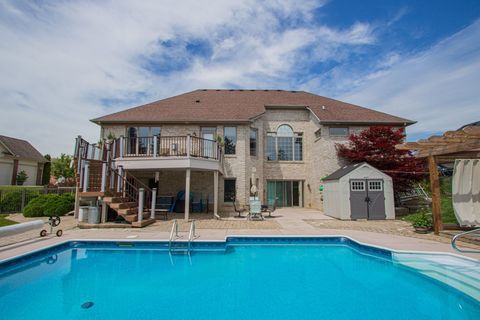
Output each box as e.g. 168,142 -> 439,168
266,125 -> 303,161
329,127 -> 349,136
350,181 -> 365,191
250,128 -> 257,156
224,127 -> 236,155
126,127 -> 161,155
224,179 -> 236,202
368,180 -> 383,191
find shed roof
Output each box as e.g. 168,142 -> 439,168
0,135 -> 46,163
322,162 -> 368,181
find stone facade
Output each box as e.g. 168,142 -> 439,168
101,109 -> 377,211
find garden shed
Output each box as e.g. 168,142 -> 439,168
322,162 -> 395,220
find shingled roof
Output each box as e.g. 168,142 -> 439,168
0,135 -> 46,163
92,89 -> 414,125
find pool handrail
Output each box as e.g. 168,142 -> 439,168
451,227 -> 480,253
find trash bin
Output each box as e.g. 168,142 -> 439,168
79,206 -> 89,223
87,206 -> 100,224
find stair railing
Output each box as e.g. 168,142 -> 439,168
169,219 -> 179,251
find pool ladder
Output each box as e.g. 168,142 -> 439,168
168,219 -> 197,254
451,228 -> 480,253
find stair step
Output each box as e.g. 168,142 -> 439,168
103,196 -> 129,204
117,207 -> 138,215
109,202 -> 137,210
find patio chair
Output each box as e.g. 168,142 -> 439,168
232,196 -> 246,218
262,199 -> 277,218
155,196 -> 175,220
191,192 -> 203,213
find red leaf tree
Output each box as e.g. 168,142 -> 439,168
336,126 -> 426,192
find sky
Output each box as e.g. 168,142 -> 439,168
0,0 -> 479,156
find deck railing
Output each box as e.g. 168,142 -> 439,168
116,135 -> 222,160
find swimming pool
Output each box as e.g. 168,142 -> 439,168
0,237 -> 479,319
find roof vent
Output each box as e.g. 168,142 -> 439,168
276,89 -> 282,92
322,105 -> 326,110
195,100 -> 200,103
264,89 -> 269,91
201,89 -> 207,91
291,90 -> 297,93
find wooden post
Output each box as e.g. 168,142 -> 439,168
185,169 -> 191,221
428,155 -> 443,234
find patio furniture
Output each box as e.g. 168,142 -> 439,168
262,199 -> 277,218
248,197 -> 264,220
232,196 -> 246,218
155,196 -> 175,220
191,193 -> 203,213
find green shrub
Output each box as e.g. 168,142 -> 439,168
0,190 -> 39,213
409,208 -> 433,228
23,193 -> 74,217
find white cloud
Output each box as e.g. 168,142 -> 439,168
0,0 -> 382,156
341,19 -> 480,138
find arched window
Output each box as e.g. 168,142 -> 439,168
277,125 -> 293,137
266,124 -> 303,161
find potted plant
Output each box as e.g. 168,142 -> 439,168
411,208 -> 433,233
16,170 -> 28,185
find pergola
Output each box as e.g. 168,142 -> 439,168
396,126 -> 480,234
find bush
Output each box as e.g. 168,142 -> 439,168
408,208 -> 433,228
23,193 -> 74,217
0,190 -> 39,213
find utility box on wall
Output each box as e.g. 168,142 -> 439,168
322,162 -> 395,220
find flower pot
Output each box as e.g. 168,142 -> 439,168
414,226 -> 430,234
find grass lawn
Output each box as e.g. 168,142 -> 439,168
0,214 -> 17,227
402,176 -> 458,225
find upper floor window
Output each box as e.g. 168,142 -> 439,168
266,124 -> 303,161
250,128 -> 257,156
224,127 -> 236,155
126,127 -> 161,154
329,127 -> 349,136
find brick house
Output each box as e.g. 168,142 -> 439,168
75,89 -> 413,225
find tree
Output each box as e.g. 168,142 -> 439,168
42,154 -> 52,185
336,126 -> 426,192
51,154 -> 75,179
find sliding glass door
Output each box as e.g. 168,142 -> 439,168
267,180 -> 303,207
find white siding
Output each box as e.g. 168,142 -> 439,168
0,160 -> 13,185
17,161 -> 38,186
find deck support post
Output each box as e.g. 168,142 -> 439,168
185,168 -> 191,221
153,136 -> 158,158
119,136 -> 124,158
138,188 -> 144,223
117,165 -> 123,193
83,161 -> 90,192
100,161 -> 107,192
151,188 -> 157,219
214,170 -> 219,219
101,200 -> 107,223
428,155 -> 443,234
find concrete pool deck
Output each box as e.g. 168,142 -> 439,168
1,208 -> 479,261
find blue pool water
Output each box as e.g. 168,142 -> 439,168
0,238 -> 479,320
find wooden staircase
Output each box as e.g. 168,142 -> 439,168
74,137 -> 156,228
102,194 -> 156,227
